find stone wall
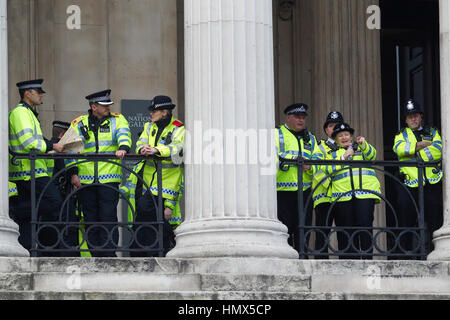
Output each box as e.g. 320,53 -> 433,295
7,0 -> 180,137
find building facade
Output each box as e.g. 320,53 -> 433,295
1,0 -> 449,260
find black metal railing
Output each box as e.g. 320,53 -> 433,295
279,156 -> 442,260
9,150 -> 180,258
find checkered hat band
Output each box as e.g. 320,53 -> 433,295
154,102 -> 173,109
90,95 -> 110,103
288,107 -> 306,114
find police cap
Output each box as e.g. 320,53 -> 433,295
331,122 -> 354,139
52,121 -> 71,131
323,111 -> 344,130
403,99 -> 423,117
284,103 -> 308,116
16,79 -> 46,94
148,95 -> 176,112
85,89 -> 114,106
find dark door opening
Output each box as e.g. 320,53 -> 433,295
380,0 -> 440,258
381,0 -> 440,161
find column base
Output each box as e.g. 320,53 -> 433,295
427,225 -> 450,261
0,217 -> 29,257
167,218 -> 299,259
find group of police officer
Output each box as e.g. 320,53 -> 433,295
8,78 -> 443,259
276,100 -> 443,259
8,79 -> 184,257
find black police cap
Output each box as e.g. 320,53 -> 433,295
52,121 -> 71,130
331,122 -> 355,139
284,103 -> 309,116
16,79 -> 46,94
403,99 -> 423,117
148,95 -> 176,112
323,111 -> 344,130
85,89 -> 114,106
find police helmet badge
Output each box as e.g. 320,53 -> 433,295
407,101 -> 414,111
331,112 -> 339,120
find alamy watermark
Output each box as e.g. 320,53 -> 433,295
174,122 -> 278,177
66,265 -> 81,290
66,5 -> 81,30
367,5 -> 381,30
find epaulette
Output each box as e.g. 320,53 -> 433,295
71,117 -> 83,126
110,112 -> 121,117
173,120 -> 184,127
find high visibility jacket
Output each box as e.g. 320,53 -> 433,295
393,126 -> 443,188
9,102 -> 49,181
323,141 -> 381,203
8,181 -> 18,198
66,112 -> 132,184
120,160 -> 183,228
135,117 -> 184,201
276,125 -> 323,192
312,139 -> 339,208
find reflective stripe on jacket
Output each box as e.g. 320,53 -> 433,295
323,141 -> 381,203
276,125 -> 323,192
393,127 -> 443,188
9,103 -> 49,181
66,113 -> 132,184
135,117 -> 184,201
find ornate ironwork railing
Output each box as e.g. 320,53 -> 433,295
279,156 -> 442,260
9,150 -> 180,258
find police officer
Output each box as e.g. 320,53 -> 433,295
324,123 -> 380,259
132,95 -> 184,257
393,99 -> 443,256
276,103 -> 323,255
45,121 -> 81,256
9,79 -> 65,255
67,89 -> 132,257
313,111 -> 344,259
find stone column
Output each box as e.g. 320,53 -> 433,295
0,0 -> 29,257
428,0 -> 450,261
168,0 -> 298,259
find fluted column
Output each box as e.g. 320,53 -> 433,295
0,0 -> 29,257
168,0 -> 298,258
428,0 -> 450,261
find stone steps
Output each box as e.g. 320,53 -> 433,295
1,258 -> 450,300
2,291 -> 450,300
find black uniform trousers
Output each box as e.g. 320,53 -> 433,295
77,183 -> 119,257
332,198 -> 375,259
314,202 -> 334,259
395,181 -> 443,257
129,190 -> 175,257
12,177 -> 62,256
277,189 -> 313,256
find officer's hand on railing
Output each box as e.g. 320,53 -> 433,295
164,207 -> 173,221
115,150 -> 127,160
71,175 -> 82,188
53,143 -> 65,153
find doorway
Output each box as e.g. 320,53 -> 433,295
380,0 -> 440,257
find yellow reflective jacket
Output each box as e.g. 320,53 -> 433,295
8,181 -> 18,198
312,139 -> 338,208
136,117 -> 184,201
323,141 -> 381,203
275,125 -> 323,192
120,160 -> 183,229
9,102 -> 49,181
66,112 -> 132,184
393,126 -> 443,188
